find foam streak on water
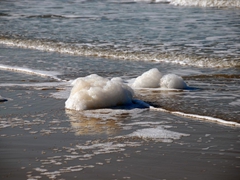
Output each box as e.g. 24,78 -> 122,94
0,64 -> 62,81
149,106 -> 240,127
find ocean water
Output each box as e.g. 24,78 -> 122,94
0,1 -> 240,179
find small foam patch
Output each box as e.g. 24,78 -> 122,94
128,126 -> 189,142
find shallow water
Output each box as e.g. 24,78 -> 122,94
1,46 -> 239,123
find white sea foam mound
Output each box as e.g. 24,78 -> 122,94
132,68 -> 187,89
160,74 -> 187,89
65,74 -> 134,110
132,68 -> 162,88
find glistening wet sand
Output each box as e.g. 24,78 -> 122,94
0,84 -> 239,180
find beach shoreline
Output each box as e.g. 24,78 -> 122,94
1,1 -> 240,179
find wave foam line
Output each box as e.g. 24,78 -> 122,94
170,0 -> 240,8
1,37 -> 239,68
149,106 -> 240,127
0,64 -> 62,81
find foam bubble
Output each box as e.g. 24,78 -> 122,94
132,68 -> 162,88
160,74 -> 187,89
65,74 -> 134,110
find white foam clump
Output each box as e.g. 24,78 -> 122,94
65,74 -> 134,110
132,68 -> 187,89
160,74 -> 187,89
132,68 -> 162,88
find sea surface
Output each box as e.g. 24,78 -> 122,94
0,0 -> 240,179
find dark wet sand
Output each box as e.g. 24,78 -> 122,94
0,84 -> 240,180
1,129 -> 239,180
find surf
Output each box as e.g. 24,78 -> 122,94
1,37 -> 239,68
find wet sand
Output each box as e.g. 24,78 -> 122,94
0,81 -> 240,180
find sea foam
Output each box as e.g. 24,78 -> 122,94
132,68 -> 187,89
150,106 -> 240,127
1,38 -> 239,68
65,74 -> 134,110
127,126 -> 189,142
160,74 -> 187,89
132,68 -> 162,88
0,64 -> 62,81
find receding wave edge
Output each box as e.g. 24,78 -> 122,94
149,106 -> 240,127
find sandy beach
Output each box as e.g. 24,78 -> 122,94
1,81 -> 239,180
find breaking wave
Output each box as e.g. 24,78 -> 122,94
1,37 -> 239,68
